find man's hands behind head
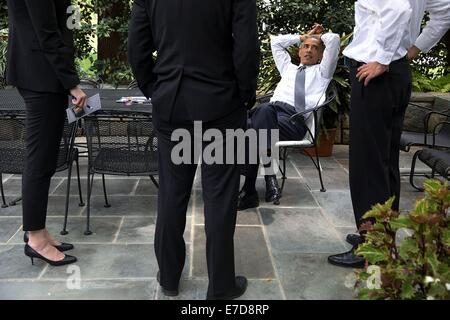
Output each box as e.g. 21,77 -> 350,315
300,23 -> 323,42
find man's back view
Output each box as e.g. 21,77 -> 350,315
128,0 -> 259,299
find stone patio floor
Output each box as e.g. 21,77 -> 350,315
0,145 -> 430,300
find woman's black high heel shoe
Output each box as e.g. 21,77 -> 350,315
24,231 -> 74,252
24,244 -> 77,266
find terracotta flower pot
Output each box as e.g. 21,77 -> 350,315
303,128 -> 337,157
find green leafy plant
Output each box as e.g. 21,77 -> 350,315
355,179 -> 450,300
73,0 -> 133,86
412,70 -> 450,93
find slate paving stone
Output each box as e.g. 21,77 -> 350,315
9,217 -> 122,244
85,195 -> 158,216
2,177 -> 63,196
0,218 -> 22,243
290,154 -> 341,169
40,244 -> 159,279
194,205 -> 261,226
134,178 -> 160,196
116,216 -> 192,244
300,167 -> 350,191
311,191 -> 356,227
273,252 -> 355,300
260,208 -> 346,253
192,226 -> 274,279
255,179 -> 318,208
0,280 -> 157,300
53,178 -> 139,196
0,245 -> 46,280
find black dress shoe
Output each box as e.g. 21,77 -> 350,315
327,248 -> 365,269
24,244 -> 77,267
346,234 -> 363,246
265,175 -> 281,204
157,271 -> 179,297
206,276 -> 248,300
24,231 -> 74,252
237,189 -> 259,211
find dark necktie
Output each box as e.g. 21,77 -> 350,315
294,65 -> 306,112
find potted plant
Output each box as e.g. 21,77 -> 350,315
354,179 -> 450,300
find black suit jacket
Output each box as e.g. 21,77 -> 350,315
128,0 -> 260,123
6,0 -> 80,93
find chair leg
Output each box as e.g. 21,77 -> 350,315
1,174 -> 8,208
280,148 -> 288,192
61,158 -> 74,236
102,174 -> 111,208
85,171 -> 94,236
313,147 -> 326,192
75,152 -> 85,207
150,175 -> 159,189
409,150 -> 424,192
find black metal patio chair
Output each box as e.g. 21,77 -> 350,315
0,115 -> 84,229
81,114 -> 158,235
400,97 -> 450,152
410,119 -> 450,191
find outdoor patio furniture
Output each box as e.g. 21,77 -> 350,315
410,120 -> 450,191
0,114 -> 84,225
275,86 -> 337,192
400,98 -> 450,190
82,114 -> 158,235
400,98 -> 450,152
411,148 -> 450,186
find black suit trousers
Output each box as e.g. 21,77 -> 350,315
18,88 -> 67,231
349,59 -> 412,228
154,105 -> 247,296
243,102 -> 307,179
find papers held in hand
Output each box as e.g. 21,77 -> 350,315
116,96 -> 152,105
66,94 -> 102,124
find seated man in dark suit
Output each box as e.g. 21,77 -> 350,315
238,24 -> 340,210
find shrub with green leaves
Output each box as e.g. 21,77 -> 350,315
355,179 -> 450,300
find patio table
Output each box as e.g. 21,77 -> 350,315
0,88 -> 152,115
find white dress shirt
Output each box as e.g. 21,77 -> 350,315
270,33 -> 340,111
344,0 -> 450,65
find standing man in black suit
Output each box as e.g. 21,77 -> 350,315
6,0 -> 86,266
128,0 -> 259,299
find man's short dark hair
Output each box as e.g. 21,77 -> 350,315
303,35 -> 325,51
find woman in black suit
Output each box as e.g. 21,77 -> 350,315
6,0 -> 87,266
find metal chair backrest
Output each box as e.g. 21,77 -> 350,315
0,115 -> 76,174
304,84 -> 337,143
84,115 -> 157,175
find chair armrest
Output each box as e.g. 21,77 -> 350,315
431,120 -> 450,148
424,108 -> 450,134
289,88 -> 337,123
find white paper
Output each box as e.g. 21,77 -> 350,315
116,96 -> 152,104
